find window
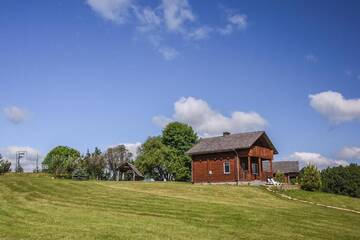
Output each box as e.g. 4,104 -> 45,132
224,161 -> 230,174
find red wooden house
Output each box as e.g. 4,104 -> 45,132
187,131 -> 278,184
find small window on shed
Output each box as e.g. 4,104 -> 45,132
224,161 -> 230,174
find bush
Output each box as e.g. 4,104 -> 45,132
290,177 -> 298,185
72,168 -> 89,180
274,171 -> 285,183
0,154 -> 11,175
301,164 -> 321,191
321,164 -> 360,198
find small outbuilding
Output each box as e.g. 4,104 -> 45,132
118,162 -> 144,181
271,161 -> 299,183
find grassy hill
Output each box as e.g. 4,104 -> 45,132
0,174 -> 359,240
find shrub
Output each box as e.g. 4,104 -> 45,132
321,164 -> 360,198
290,177 -> 298,185
301,164 -> 321,191
274,171 -> 285,183
0,154 -> 11,175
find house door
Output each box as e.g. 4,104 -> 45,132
251,162 -> 259,179
240,159 -> 248,180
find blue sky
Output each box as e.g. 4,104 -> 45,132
1,0 -> 360,171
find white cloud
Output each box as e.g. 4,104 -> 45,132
108,143 -> 141,159
158,46 -> 179,60
187,26 -> 213,40
123,143 -> 141,158
228,14 -> 247,29
305,53 -> 318,63
0,146 -> 41,172
4,106 -> 28,124
153,96 -> 267,137
218,13 -> 247,35
309,91 -> 360,124
152,115 -> 172,127
288,152 -> 348,169
134,6 -> 161,32
162,0 -> 195,32
339,147 -> 360,160
218,24 -> 233,35
86,0 -> 132,23
86,0 -> 248,59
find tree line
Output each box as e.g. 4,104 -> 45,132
40,122 -> 198,181
299,164 -> 360,198
42,144 -> 134,180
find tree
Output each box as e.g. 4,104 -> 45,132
42,146 -> 80,177
162,122 -> 198,154
0,154 -> 11,175
301,164 -> 321,191
82,147 -> 106,180
104,145 -> 132,181
135,137 -> 178,181
321,164 -> 360,198
161,122 -> 198,181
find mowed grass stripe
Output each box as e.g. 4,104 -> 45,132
0,174 -> 359,240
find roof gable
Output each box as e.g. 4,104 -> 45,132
187,131 -> 278,155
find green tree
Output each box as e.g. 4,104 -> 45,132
0,154 -> 11,175
135,137 -> 178,181
82,147 -> 106,180
301,164 -> 321,191
321,164 -> 360,198
161,122 -> 198,181
42,146 -> 80,177
162,122 -> 198,154
104,145 -> 132,181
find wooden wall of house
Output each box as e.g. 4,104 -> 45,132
248,146 -> 273,159
192,152 -> 237,183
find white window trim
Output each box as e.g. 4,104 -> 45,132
224,161 -> 230,175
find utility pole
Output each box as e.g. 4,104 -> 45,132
15,151 -> 26,173
36,153 -> 39,173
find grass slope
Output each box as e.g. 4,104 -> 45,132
281,189 -> 360,212
0,174 -> 359,240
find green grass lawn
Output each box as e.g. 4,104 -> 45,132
280,189 -> 360,212
0,174 -> 359,240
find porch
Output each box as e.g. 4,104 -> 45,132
235,145 -> 274,182
238,157 -> 273,181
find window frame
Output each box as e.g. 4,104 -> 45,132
223,161 -> 231,175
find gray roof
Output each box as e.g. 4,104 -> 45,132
263,161 -> 299,173
186,131 -> 278,155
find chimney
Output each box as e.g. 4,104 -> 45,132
223,131 -> 231,137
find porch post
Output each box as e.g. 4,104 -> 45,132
207,159 -> 210,183
270,158 -> 273,178
247,156 -> 251,180
258,157 -> 263,180
236,152 -> 240,182
237,155 -> 241,181
191,159 -> 194,183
